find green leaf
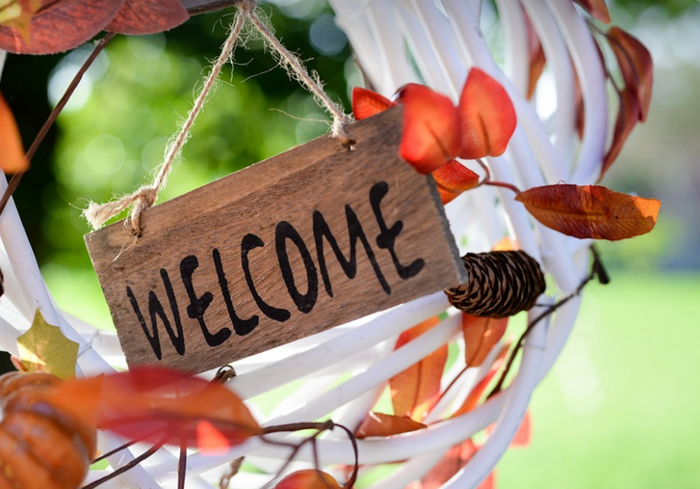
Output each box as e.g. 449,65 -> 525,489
16,309 -> 79,379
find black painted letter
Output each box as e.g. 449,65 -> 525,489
313,206 -> 391,296
370,181 -> 425,279
126,268 -> 185,360
241,233 -> 291,322
213,248 -> 259,336
180,255 -> 231,347
276,221 -> 318,313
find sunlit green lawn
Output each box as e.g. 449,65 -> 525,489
497,272 -> 700,489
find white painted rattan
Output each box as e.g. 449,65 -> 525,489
0,1 -> 606,487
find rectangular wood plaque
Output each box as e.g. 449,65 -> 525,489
85,107 -> 467,374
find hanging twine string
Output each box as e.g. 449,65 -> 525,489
84,0 -> 353,236
83,9 -> 248,235
245,7 -> 355,146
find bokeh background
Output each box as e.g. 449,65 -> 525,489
1,1 -> 699,487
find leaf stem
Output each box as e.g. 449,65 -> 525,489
260,420 -> 336,435
484,180 -> 522,195
0,32 -> 116,218
475,158 -> 522,195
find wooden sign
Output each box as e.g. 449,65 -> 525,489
85,107 -> 467,374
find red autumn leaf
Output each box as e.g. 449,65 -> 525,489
575,0 -> 611,23
275,470 -> 342,489
601,88 -> 641,180
452,344 -> 509,418
525,10 -> 546,100
355,412 -> 427,439
462,314 -> 509,368
607,26 -> 653,122
479,471 -> 496,489
46,367 -> 260,450
432,159 -> 480,205
0,0 -> 125,54
406,439 -> 496,489
458,68 -> 517,160
352,87 -> 395,121
395,83 -> 461,174
510,410 -> 532,448
105,0 -> 189,35
516,184 -> 660,241
390,316 -> 448,421
0,91 -> 28,173
414,439 -> 477,489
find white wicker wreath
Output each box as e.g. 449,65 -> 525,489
0,0 -> 610,487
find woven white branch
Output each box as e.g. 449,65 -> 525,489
0,0 -> 611,488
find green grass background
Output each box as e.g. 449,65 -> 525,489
496,272 -> 700,488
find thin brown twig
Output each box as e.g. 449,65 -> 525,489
486,246 -> 607,398
82,442 -> 164,489
219,457 -> 244,489
91,438 -> 139,463
0,32 -> 116,218
334,423 -> 359,489
178,443 -> 188,489
435,364 -> 470,408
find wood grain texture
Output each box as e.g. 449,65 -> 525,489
85,107 -> 467,374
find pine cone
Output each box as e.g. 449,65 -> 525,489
445,250 -> 546,318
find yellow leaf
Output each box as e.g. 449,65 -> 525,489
17,309 -> 79,379
0,0 -> 40,42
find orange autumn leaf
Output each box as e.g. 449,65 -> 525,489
492,237 -> 518,251
516,184 -> 660,241
355,412 -> 427,439
525,10 -> 546,100
601,88 -> 641,180
395,83 -> 461,174
462,314 -> 509,368
406,439 -> 496,489
607,26 -> 653,122
484,411 -> 532,449
352,86 -> 395,120
409,439 -> 477,489
47,367 -> 261,450
0,91 -> 28,173
511,410 -> 532,448
458,68 -> 517,160
452,344 -> 509,418
575,0 -> 611,23
390,316 -> 447,421
432,159 -> 480,205
275,470 -> 342,489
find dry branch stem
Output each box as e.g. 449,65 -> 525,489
488,246 -> 608,398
